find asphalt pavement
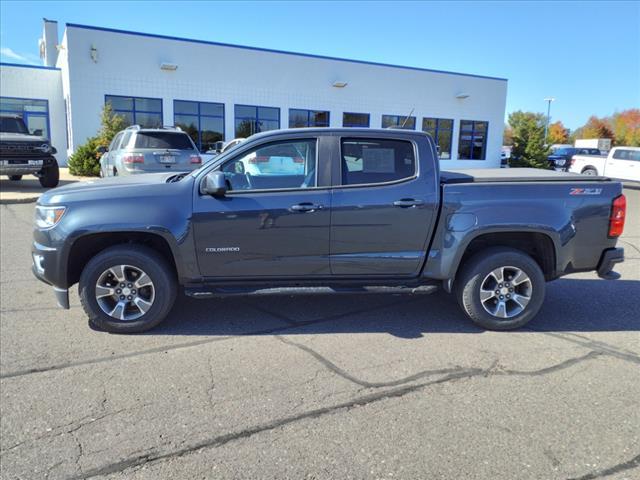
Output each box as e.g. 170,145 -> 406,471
0,188 -> 638,480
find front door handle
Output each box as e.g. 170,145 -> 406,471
393,198 -> 424,208
290,202 -> 323,212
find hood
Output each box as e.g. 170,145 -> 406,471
0,132 -> 49,143
39,172 -> 189,205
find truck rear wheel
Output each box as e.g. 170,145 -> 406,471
582,167 -> 598,176
9,175 -> 22,181
79,245 -> 177,333
455,247 -> 545,330
39,159 -> 60,188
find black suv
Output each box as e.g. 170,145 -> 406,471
0,114 -> 60,187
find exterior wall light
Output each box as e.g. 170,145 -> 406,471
332,81 -> 348,88
160,63 -> 178,71
90,45 -> 98,63
456,92 -> 470,99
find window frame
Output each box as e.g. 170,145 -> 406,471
215,137 -> 320,194
0,96 -> 51,140
105,94 -> 163,128
421,117 -> 454,160
381,114 -> 416,130
337,136 -> 420,189
173,99 -> 225,151
342,112 -> 370,128
234,104 -> 281,138
458,120 -> 489,160
288,108 -> 330,128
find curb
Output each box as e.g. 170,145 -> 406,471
0,196 -> 40,205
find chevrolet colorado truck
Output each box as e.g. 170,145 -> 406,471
32,128 -> 626,333
1,114 -> 60,187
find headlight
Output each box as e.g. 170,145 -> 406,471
35,205 -> 66,229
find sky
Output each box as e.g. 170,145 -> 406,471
1,0 -> 638,130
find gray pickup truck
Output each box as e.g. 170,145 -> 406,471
1,114 -> 60,187
32,128 -> 626,333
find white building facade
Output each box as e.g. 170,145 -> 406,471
1,20 -> 508,167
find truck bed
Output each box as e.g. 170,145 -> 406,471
441,168 -> 609,184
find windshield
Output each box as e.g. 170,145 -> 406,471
134,132 -> 195,150
553,148 -> 576,156
0,116 -> 29,134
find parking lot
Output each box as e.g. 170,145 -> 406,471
0,184 -> 638,480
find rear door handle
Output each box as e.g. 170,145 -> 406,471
290,202 -> 323,212
393,198 -> 424,208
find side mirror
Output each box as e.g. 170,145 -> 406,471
96,146 -> 108,154
201,171 -> 227,197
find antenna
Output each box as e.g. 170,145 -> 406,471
400,108 -> 415,128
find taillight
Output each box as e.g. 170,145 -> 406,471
190,155 -> 202,164
123,154 -> 144,164
608,194 -> 626,238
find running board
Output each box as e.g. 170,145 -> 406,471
184,284 -> 439,299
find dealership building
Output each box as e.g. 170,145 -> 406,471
0,19 -> 508,167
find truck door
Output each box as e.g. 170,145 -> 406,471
192,136 -> 331,277
605,149 -> 640,182
329,135 -> 439,276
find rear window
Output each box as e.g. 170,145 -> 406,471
341,138 -> 416,186
134,132 -> 194,150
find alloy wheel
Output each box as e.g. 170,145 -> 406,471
95,264 -> 155,321
479,266 -> 532,319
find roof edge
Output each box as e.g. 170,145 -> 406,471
64,22 -> 508,82
0,62 -> 60,71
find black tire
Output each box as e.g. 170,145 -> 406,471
582,167 -> 598,176
79,245 -> 177,333
9,175 -> 22,181
39,159 -> 60,188
455,247 -> 545,330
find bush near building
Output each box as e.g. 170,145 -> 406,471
68,104 -> 127,176
507,111 -> 550,169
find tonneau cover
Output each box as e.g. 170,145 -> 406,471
441,168 -> 609,184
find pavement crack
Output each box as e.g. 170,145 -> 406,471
537,331 -> 640,365
67,367 -> 484,479
565,452 -> 640,480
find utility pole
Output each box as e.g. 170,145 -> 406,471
543,97 -> 555,145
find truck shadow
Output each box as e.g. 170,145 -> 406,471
150,278 -> 640,338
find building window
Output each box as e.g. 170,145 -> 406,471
174,100 -> 225,152
422,118 -> 454,159
381,114 -> 416,130
234,105 -> 280,137
0,97 -> 50,139
458,120 -> 488,160
105,95 -> 163,128
342,112 -> 370,128
289,109 -> 330,128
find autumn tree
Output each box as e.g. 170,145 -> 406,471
547,121 -> 569,145
578,116 -> 615,142
508,111 -> 549,169
610,109 -> 640,146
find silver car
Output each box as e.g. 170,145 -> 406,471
99,125 -> 202,177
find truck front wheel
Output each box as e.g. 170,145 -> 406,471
79,245 -> 177,333
455,247 -> 545,330
39,159 -> 60,188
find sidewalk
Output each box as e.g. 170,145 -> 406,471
0,168 -> 93,204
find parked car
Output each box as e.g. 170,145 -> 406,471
0,114 -> 60,187
99,125 -> 202,177
547,147 -> 601,171
33,128 -> 625,334
569,146 -> 640,182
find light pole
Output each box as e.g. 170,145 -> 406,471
543,97 -> 555,145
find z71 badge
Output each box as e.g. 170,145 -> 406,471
570,188 -> 603,196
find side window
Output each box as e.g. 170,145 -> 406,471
340,138 -> 416,186
119,132 -> 132,150
109,132 -> 123,151
220,139 -> 317,192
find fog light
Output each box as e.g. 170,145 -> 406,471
33,253 -> 45,275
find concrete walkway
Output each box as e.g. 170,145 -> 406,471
0,168 -> 93,204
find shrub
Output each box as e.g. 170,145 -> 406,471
68,103 -> 128,176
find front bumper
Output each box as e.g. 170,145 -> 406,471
597,247 -> 624,280
0,156 -> 54,175
31,240 -> 70,309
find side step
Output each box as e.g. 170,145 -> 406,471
184,285 -> 439,299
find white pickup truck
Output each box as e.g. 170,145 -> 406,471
569,146 -> 640,182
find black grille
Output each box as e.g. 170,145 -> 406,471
0,142 -> 44,156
